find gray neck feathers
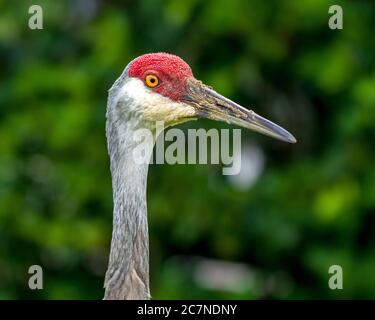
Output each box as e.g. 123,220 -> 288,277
104,75 -> 154,300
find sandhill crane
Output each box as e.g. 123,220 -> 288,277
104,53 -> 296,299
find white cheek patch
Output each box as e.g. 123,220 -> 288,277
119,78 -> 196,125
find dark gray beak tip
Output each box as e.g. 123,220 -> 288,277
285,133 -> 297,144
270,130 -> 297,144
252,112 -> 297,144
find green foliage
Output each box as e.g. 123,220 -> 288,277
0,0 -> 374,299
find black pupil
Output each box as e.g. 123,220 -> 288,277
150,77 -> 155,83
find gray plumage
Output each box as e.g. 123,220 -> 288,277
104,66 -> 152,300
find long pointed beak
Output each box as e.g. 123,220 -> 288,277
182,78 -> 297,143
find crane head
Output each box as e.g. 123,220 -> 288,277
116,52 -> 296,143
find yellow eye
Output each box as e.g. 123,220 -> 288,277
145,74 -> 159,88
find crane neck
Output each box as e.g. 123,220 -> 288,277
104,101 -> 154,300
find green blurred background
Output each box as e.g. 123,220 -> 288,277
1,0 -> 374,299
